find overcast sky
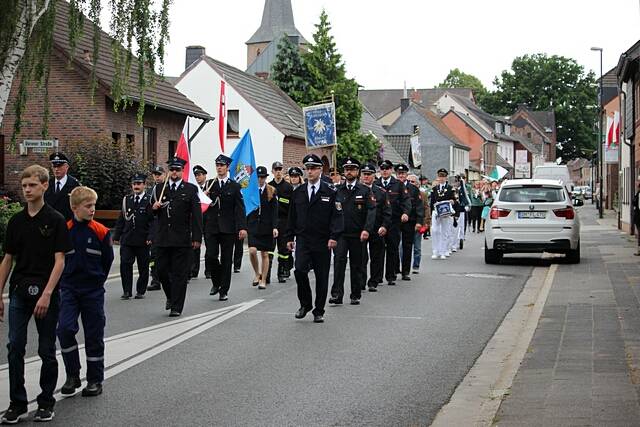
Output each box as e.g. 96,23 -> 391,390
159,0 -> 639,89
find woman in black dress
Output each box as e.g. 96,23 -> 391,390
248,166 -> 279,289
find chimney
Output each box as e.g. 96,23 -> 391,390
400,80 -> 410,113
185,45 -> 206,69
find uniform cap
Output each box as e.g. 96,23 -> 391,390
378,159 -> 393,169
49,152 -> 69,165
437,168 -> 449,176
361,163 -> 377,174
151,165 -> 165,174
193,165 -> 207,175
215,154 -> 233,166
272,161 -> 284,170
288,166 -> 303,176
395,163 -> 409,172
341,156 -> 361,169
131,173 -> 147,183
256,166 -> 268,177
166,157 -> 187,168
303,153 -> 323,167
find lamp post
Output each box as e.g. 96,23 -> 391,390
591,46 -> 604,219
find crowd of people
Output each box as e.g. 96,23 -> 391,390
0,150 -> 501,423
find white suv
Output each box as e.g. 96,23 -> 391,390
484,179 -> 581,264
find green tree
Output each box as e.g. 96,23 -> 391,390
438,68 -> 487,97
271,34 -> 308,104
0,0 -> 171,145
480,54 -> 597,161
301,10 -> 378,162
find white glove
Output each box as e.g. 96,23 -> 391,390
465,206 -> 470,212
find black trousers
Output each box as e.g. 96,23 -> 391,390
383,224 -> 401,282
206,232 -> 236,295
149,244 -> 160,283
120,244 -> 150,295
331,236 -> 364,301
157,246 -> 191,313
268,224 -> 292,279
191,247 -> 201,277
363,234 -> 385,288
233,237 -> 243,270
400,221 -> 416,276
294,239 -> 331,316
470,206 -> 482,232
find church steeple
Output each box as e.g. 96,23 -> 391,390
246,0 -> 307,68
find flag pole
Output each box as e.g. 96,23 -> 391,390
331,91 -> 337,171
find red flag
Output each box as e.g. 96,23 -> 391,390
218,80 -> 227,153
606,115 -> 614,148
614,111 -> 620,147
176,119 -> 212,212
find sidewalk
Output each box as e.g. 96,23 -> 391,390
494,204 -> 640,426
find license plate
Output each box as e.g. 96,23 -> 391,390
518,211 -> 546,219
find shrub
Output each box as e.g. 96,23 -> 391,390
0,198 -> 24,256
65,137 -> 149,210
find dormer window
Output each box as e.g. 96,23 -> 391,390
505,124 -> 511,136
495,122 -> 503,134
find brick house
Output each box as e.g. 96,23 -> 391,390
441,108 -> 498,174
510,105 -> 557,162
0,1 -> 211,193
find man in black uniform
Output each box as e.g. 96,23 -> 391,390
191,165 -> 209,278
329,157 -> 376,305
151,158 -> 203,316
360,162 -> 391,292
203,154 -> 247,301
147,166 -> 165,290
287,154 -> 343,323
395,163 -> 425,281
113,173 -> 154,299
268,161 -> 293,283
44,152 -> 81,221
375,160 -> 410,286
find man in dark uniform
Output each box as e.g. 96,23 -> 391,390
375,160 -> 410,286
360,162 -> 391,292
287,154 -> 343,323
151,157 -> 203,316
113,173 -> 154,299
44,152 -> 80,221
191,165 -> 209,278
203,154 -> 247,301
268,161 -> 294,283
146,165 -> 165,290
395,163 -> 425,281
329,157 -> 376,305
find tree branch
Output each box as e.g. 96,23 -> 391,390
30,0 -> 52,32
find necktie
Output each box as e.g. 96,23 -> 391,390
56,181 -> 61,193
384,180 -> 389,189
171,183 -> 176,192
348,184 -> 353,191
310,185 -> 316,201
134,195 -> 140,205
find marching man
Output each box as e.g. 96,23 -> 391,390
430,168 -> 455,260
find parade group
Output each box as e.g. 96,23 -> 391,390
0,151 -> 502,423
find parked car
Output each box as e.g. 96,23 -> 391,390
485,179 -> 581,264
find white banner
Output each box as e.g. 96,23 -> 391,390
515,163 -> 531,178
516,150 -> 528,164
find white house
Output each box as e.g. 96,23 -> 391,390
173,47 -> 330,175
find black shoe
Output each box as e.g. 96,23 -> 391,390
1,405 -> 28,424
328,296 -> 342,305
134,293 -> 145,299
60,375 -> 81,397
209,285 -> 220,296
402,275 -> 411,281
387,281 -> 396,286
169,310 -> 181,317
147,281 -> 161,291
219,293 -> 228,301
120,292 -> 131,300
295,307 -> 310,319
313,314 -> 324,323
81,383 -> 102,397
350,298 -> 360,305
165,301 -> 171,310
368,286 -> 377,292
33,406 -> 55,422
278,276 -> 286,283
205,272 -> 212,279
234,268 -> 241,273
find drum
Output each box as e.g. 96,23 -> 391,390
435,201 -> 453,218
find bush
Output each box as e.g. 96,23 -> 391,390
0,198 -> 23,256
65,137 -> 149,210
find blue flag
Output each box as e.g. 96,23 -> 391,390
229,130 -> 260,216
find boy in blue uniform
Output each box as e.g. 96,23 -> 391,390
57,187 -> 114,398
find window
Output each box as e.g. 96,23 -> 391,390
495,122 -> 503,134
624,80 -> 634,139
499,185 -> 565,203
504,124 -> 511,136
227,110 -> 239,137
168,140 -> 177,158
143,127 -> 157,164
527,132 -> 532,139
112,132 -> 121,143
126,134 -> 134,145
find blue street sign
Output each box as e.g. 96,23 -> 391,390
303,102 -> 337,148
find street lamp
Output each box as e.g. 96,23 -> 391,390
591,46 -> 604,219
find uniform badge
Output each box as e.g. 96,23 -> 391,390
335,202 -> 342,211
28,285 -> 40,296
88,238 -> 92,243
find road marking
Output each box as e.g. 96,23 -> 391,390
0,299 -> 263,414
248,311 -> 423,320
430,264 -> 557,427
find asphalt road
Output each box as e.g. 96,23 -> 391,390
1,229 -> 538,426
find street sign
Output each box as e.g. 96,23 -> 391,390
32,147 -> 49,153
22,139 -> 55,148
303,102 -> 337,148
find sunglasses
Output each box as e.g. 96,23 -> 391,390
169,167 -> 183,172
273,167 -> 283,171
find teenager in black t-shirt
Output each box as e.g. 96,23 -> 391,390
0,165 -> 71,423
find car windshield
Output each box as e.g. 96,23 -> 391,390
498,185 -> 565,203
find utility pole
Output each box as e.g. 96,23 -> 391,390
591,46 -> 604,219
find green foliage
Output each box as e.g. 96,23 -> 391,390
438,68 -> 487,98
300,10 -> 378,163
479,54 -> 597,161
271,35 -> 308,104
65,137 -> 149,210
0,199 -> 23,256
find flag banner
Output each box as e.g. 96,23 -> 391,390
229,130 -> 260,215
175,119 -> 212,213
482,165 -> 509,182
410,134 -> 421,168
303,102 -> 337,148
606,115 -> 614,148
218,80 -> 227,153
613,111 -> 620,147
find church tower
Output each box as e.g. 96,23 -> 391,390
246,0 -> 308,74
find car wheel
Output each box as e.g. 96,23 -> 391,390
485,240 -> 503,264
566,240 -> 580,264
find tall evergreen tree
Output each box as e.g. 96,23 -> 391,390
271,35 -> 308,104
301,10 -> 377,162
